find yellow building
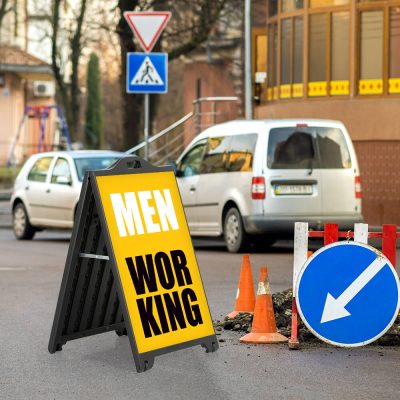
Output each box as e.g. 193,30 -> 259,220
255,0 -> 400,226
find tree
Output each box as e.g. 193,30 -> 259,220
50,0 -> 88,139
0,0 -> 11,33
85,53 -> 103,149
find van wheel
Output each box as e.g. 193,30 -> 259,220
223,208 -> 248,253
13,203 -> 35,240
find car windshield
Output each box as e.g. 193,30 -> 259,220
74,156 -> 121,181
267,127 -> 352,169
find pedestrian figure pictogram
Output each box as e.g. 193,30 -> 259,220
127,53 -> 167,93
132,57 -> 163,85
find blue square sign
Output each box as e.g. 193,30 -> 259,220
127,52 -> 168,94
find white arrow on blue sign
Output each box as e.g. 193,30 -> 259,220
296,241 -> 400,347
126,52 -> 168,94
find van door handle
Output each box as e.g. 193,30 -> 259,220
190,186 -> 196,192
25,185 -> 29,190
46,188 -> 51,193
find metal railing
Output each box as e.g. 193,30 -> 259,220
126,96 -> 240,165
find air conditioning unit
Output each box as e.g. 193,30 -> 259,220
33,81 -> 56,97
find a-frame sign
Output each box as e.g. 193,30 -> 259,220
48,157 -> 218,372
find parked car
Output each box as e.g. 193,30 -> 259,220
11,150 -> 124,240
175,119 -> 363,252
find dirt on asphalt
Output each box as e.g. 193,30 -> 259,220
215,289 -> 400,347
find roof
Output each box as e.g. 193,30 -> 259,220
0,45 -> 53,80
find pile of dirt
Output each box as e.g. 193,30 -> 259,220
215,288 -> 400,346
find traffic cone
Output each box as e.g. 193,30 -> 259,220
240,266 -> 287,344
226,254 -> 255,319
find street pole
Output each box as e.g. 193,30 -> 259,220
144,93 -> 150,160
244,0 -> 253,120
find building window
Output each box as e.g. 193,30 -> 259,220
309,14 -> 328,96
293,17 -> 304,97
331,12 -> 350,95
389,7 -> 400,94
359,11 -> 384,95
267,23 -> 278,100
282,0 -> 304,13
269,0 -> 278,17
280,19 -> 292,86
278,17 -> 304,99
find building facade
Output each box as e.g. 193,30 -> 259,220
0,0 -> 56,166
255,0 -> 400,226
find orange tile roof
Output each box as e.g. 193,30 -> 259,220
0,45 -> 48,67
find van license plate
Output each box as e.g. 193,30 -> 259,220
274,185 -> 313,195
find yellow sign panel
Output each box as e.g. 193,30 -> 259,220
96,171 -> 214,354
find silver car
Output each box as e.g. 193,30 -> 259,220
11,150 -> 124,239
175,119 -> 363,252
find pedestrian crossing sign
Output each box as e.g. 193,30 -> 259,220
127,53 -> 168,94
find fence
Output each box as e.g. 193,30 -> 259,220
127,96 -> 240,165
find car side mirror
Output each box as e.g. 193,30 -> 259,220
56,176 -> 71,185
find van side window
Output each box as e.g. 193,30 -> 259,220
27,157 -> 53,182
227,134 -> 258,172
316,129 -> 351,169
176,140 -> 207,177
200,136 -> 232,174
267,127 -> 351,169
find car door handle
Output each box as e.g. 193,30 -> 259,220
25,185 -> 29,190
190,186 -> 196,192
46,188 -> 51,193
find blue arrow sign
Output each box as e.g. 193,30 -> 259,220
127,52 -> 168,94
296,242 -> 400,347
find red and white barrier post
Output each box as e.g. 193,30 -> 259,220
289,222 -> 397,350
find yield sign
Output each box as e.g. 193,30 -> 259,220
124,11 -> 171,52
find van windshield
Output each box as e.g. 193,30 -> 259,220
267,127 -> 351,169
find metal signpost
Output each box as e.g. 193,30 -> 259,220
296,241 -> 400,347
124,11 -> 171,160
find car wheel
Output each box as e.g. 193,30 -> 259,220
223,208 -> 248,253
13,203 -> 35,240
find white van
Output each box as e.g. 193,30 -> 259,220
175,119 -> 363,252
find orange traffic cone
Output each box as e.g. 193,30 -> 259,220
240,266 -> 287,344
226,254 -> 255,319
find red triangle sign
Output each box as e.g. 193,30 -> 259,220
124,11 -> 171,52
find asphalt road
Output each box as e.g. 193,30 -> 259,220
0,225 -> 400,400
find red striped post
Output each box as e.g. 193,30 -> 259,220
324,224 -> 339,246
382,224 -> 397,269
